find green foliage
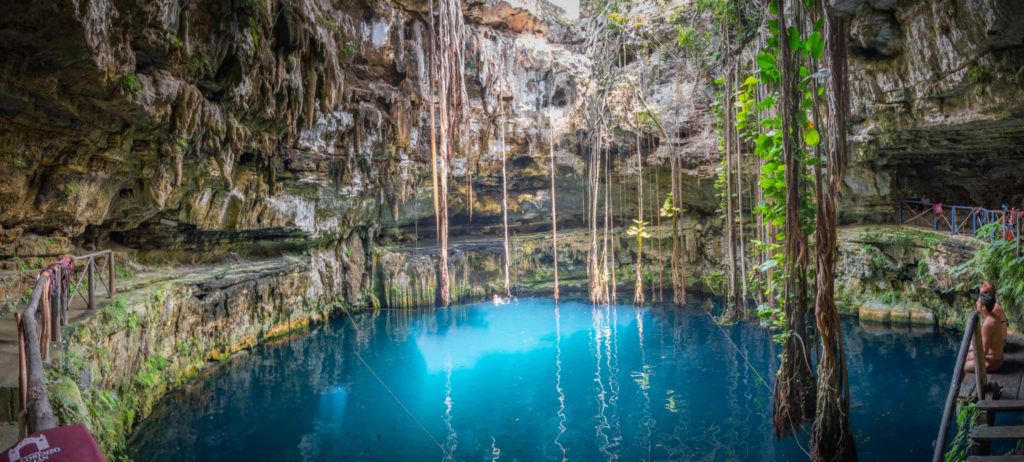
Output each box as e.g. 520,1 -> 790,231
945,402 -> 978,462
186,50 -> 213,78
730,2 -> 825,335
13,157 -> 25,168
247,16 -> 261,48
634,109 -> 661,133
952,223 -> 1024,320
701,270 -> 727,296
134,354 -> 169,388
606,12 -> 629,32
626,219 -> 652,240
341,41 -> 358,62
103,296 -> 141,332
660,193 -> 681,218
176,339 -> 197,357
966,65 -> 991,84
114,262 -> 135,279
119,74 -> 141,94
676,25 -> 697,49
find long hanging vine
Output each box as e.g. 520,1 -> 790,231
548,92 -> 561,301
810,5 -> 857,460
500,103 -> 512,299
427,0 -> 468,307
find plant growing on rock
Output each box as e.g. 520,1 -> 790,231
120,74 -> 141,94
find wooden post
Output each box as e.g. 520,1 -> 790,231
19,278 -> 59,433
973,320 -> 988,401
107,251 -> 115,296
39,276 -> 50,362
16,312 -> 27,438
87,258 -> 95,310
52,267 -> 61,343
898,201 -> 903,225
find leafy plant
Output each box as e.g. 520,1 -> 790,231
120,74 -> 141,94
627,219 -> 652,241
952,223 -> 1024,324
660,192 -> 681,219
186,50 -> 213,77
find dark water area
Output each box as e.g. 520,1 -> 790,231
129,298 -> 958,461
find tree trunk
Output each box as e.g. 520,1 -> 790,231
810,9 -> 858,461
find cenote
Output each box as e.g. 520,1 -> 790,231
129,298 -> 957,461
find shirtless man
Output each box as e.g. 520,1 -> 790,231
966,282 -> 1007,372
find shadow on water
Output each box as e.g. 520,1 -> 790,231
129,298 -> 958,461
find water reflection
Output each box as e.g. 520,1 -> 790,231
130,299 -> 958,462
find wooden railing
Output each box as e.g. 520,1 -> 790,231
15,274 -> 60,437
15,250 -> 115,438
69,250 -> 115,310
933,312 -> 987,462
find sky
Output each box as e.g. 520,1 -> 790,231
549,0 -> 580,19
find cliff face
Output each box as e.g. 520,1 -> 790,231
0,0 -> 592,252
842,0 -> 1024,219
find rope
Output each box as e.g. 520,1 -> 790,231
339,306 -> 455,460
704,311 -> 812,458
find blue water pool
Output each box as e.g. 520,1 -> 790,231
128,298 -> 958,461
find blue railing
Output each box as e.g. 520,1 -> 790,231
898,200 -> 1023,242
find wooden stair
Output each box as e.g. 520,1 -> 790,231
977,400 -> 1024,412
968,399 -> 1024,458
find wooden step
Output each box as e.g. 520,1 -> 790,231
968,456 -> 1024,462
971,425 -> 1024,441
977,400 -> 1024,412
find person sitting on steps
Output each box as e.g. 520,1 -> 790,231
966,282 -> 1007,373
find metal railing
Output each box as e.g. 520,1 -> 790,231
933,312 -> 987,462
899,200 -> 1023,242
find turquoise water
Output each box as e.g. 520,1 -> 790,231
129,298 -> 957,461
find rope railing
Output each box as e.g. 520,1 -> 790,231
933,311 -> 987,462
898,199 -> 1023,245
